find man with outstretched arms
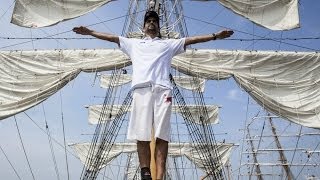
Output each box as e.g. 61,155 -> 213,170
73,10 -> 233,180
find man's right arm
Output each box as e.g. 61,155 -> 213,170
73,26 -> 120,46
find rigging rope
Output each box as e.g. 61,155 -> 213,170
3,36 -> 320,41
81,69 -> 133,180
182,14 -> 319,51
23,112 -> 78,158
0,0 -> 16,22
286,125 -> 303,179
0,143 -> 22,180
42,103 -> 61,180
237,95 -> 250,180
0,11 -> 143,50
59,91 -> 70,180
248,115 -> 264,178
170,74 -> 225,180
172,102 -> 186,180
295,142 -> 320,179
190,75 -> 227,178
14,116 -> 36,180
81,70 -> 121,178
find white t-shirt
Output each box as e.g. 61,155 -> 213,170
119,36 -> 185,89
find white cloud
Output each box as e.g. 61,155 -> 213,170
226,89 -> 241,101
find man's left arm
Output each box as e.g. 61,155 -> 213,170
184,30 -> 234,48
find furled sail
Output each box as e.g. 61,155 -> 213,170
100,74 -> 132,88
173,49 -> 320,129
0,49 -> 129,120
1,49 -> 320,129
69,142 -> 233,171
100,74 -> 206,92
11,0 -> 112,28
125,153 -> 139,180
87,105 -> 219,125
198,0 -> 299,30
11,0 -> 299,30
127,31 -> 180,39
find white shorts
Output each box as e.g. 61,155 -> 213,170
127,85 -> 172,142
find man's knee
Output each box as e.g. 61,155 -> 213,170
137,140 -> 150,145
156,138 -> 168,145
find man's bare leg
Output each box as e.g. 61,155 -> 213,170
155,138 -> 168,180
137,141 -> 152,179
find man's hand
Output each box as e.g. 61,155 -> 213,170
184,29 -> 234,47
73,26 -> 93,35
215,30 -> 234,39
73,26 -> 120,45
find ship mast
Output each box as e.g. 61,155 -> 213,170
122,1 -> 190,179
247,127 -> 263,180
122,0 -> 188,38
268,116 -> 294,180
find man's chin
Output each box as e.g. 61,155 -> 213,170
146,29 -> 158,34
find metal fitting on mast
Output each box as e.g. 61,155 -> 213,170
148,0 -> 159,12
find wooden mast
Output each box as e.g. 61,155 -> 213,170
247,127 -> 263,180
268,116 -> 294,180
148,2 -> 159,180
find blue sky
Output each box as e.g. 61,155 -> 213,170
1,0 -> 320,179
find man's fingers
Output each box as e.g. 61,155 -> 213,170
228,30 -> 234,35
73,27 -> 81,33
222,30 -> 234,38
225,30 -> 233,35
73,26 -> 89,34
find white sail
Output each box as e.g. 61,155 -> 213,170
69,142 -> 137,170
87,105 -> 219,125
87,105 -> 130,124
11,0 -> 112,28
1,49 -> 320,129
100,74 -> 206,92
217,0 -> 299,30
100,74 -> 132,87
127,31 -> 180,39
11,0 -> 299,30
173,76 -> 206,92
69,142 -> 233,171
126,153 -> 139,180
0,49 -> 129,120
173,49 -> 320,129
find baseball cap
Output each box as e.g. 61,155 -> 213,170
143,11 -> 160,27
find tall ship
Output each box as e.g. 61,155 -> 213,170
0,0 -> 319,179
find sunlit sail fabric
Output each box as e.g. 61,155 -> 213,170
126,153 -> 139,180
1,49 -> 320,129
88,105 -> 131,124
88,105 -> 219,125
69,142 -> 137,170
173,49 -> 320,129
173,76 -> 206,92
197,0 -> 299,30
12,0 -> 299,30
100,74 -> 132,88
0,49 -> 129,120
69,142 -> 233,171
11,0 -> 112,28
100,74 -> 206,92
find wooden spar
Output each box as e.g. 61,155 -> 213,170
247,127 -> 263,180
254,148 -> 307,151
242,163 -> 320,166
150,128 -> 156,180
225,160 -> 232,180
123,153 -> 133,180
268,117 -> 293,180
244,133 -> 320,137
148,1 -> 158,179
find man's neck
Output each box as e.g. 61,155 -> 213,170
145,32 -> 159,39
